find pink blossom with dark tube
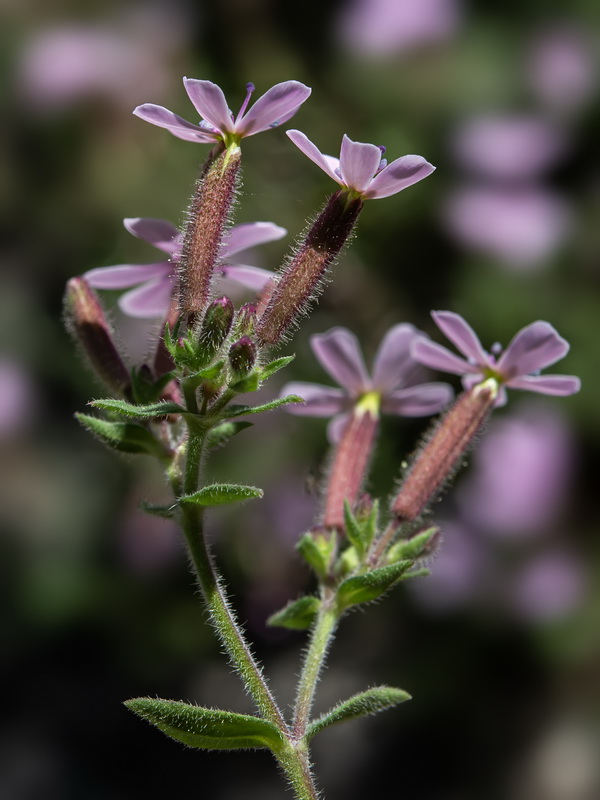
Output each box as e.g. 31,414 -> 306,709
282,325 -> 453,441
134,79 -> 311,145
412,311 -> 581,406
286,130 -> 435,199
84,217 -> 285,318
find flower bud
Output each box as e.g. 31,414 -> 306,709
235,302 -> 257,337
64,277 -> 130,396
198,296 -> 234,361
228,336 -> 257,380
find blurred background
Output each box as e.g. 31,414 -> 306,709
1,0 -> 600,798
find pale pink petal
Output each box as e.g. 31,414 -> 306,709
238,81 -> 311,136
280,382 -> 349,416
118,277 -> 173,318
507,374 -> 581,396
224,222 -> 286,256
123,218 -> 180,255
412,337 -> 472,375
382,382 -> 453,416
132,103 -> 215,141
218,264 -> 273,291
432,311 -> 490,366
327,411 -> 352,444
311,327 -> 370,393
366,155 -> 435,199
84,262 -> 169,289
339,135 -> 382,193
497,321 -> 570,378
286,130 -> 341,184
372,323 -> 421,393
183,78 -> 232,133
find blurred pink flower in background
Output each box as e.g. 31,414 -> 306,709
527,25 -> 598,114
510,551 -> 585,621
451,115 -> 567,182
442,185 -> 571,268
457,403 -> 575,538
336,0 -> 461,57
18,8 -> 186,111
0,358 -> 36,437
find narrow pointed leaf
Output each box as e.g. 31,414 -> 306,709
337,560 -> 413,610
90,398 -> 184,418
229,371 -> 261,393
206,420 -> 253,449
296,531 -> 334,577
224,395 -> 304,418
260,355 -> 295,381
343,500 -> 367,557
76,413 -> 168,457
267,596 -> 321,630
180,483 -> 263,506
194,360 -> 225,380
306,686 -> 411,741
125,698 -> 283,750
386,527 -> 439,564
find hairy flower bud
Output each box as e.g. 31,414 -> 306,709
228,336 -> 257,380
179,145 -> 242,325
198,296 -> 234,361
235,302 -> 257,337
256,190 -> 363,345
64,277 -> 130,396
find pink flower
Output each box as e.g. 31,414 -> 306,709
134,79 -> 311,146
282,324 -> 453,441
412,311 -> 581,406
85,218 -> 285,318
286,131 -> 435,199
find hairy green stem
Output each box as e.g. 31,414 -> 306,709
293,590 -> 339,738
274,742 -> 320,800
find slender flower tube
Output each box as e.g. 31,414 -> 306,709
134,79 -> 311,148
64,277 -> 130,396
84,218 -> 285,319
412,311 -> 581,406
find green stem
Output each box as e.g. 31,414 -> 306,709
292,589 -> 339,738
274,742 -> 320,800
179,425 -> 286,730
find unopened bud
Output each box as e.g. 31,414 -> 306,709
392,382 -> 497,523
228,336 -> 256,380
198,296 -> 234,361
256,190 -> 363,345
235,302 -> 257,336
64,277 -> 130,396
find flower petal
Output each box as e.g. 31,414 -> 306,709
183,78 -> 232,133
118,277 -> 173,318
497,321 -> 570,379
432,311 -> 490,367
132,103 -> 215,141
123,218 -> 180,255
286,130 -> 341,184
338,135 -> 382,194
218,264 -> 273,291
411,337 -> 473,376
238,81 -> 311,136
381,382 -> 454,416
365,155 -> 435,199
310,327 -> 370,393
84,262 -> 169,289
280,382 -> 349,416
224,222 -> 286,256
327,411 -> 352,444
507,374 -> 581,396
372,323 -> 423,394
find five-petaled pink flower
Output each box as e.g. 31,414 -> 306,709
412,311 -> 581,407
286,130 -> 435,199
134,79 -> 311,146
282,325 -> 453,441
84,217 -> 285,318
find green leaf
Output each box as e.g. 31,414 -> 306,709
306,686 -> 411,741
267,596 -> 321,630
224,394 -> 304,418
125,698 -> 283,751
386,526 -> 439,563
296,531 -> 335,578
363,499 -> 380,548
90,398 -> 184,419
193,360 -> 225,381
337,560 -> 413,610
343,500 -> 367,557
180,483 -> 263,506
259,355 -> 295,381
140,500 -> 177,519
229,371 -> 261,393
206,420 -> 253,450
76,413 -> 168,457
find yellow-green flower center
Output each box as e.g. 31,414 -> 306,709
355,390 -> 381,416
